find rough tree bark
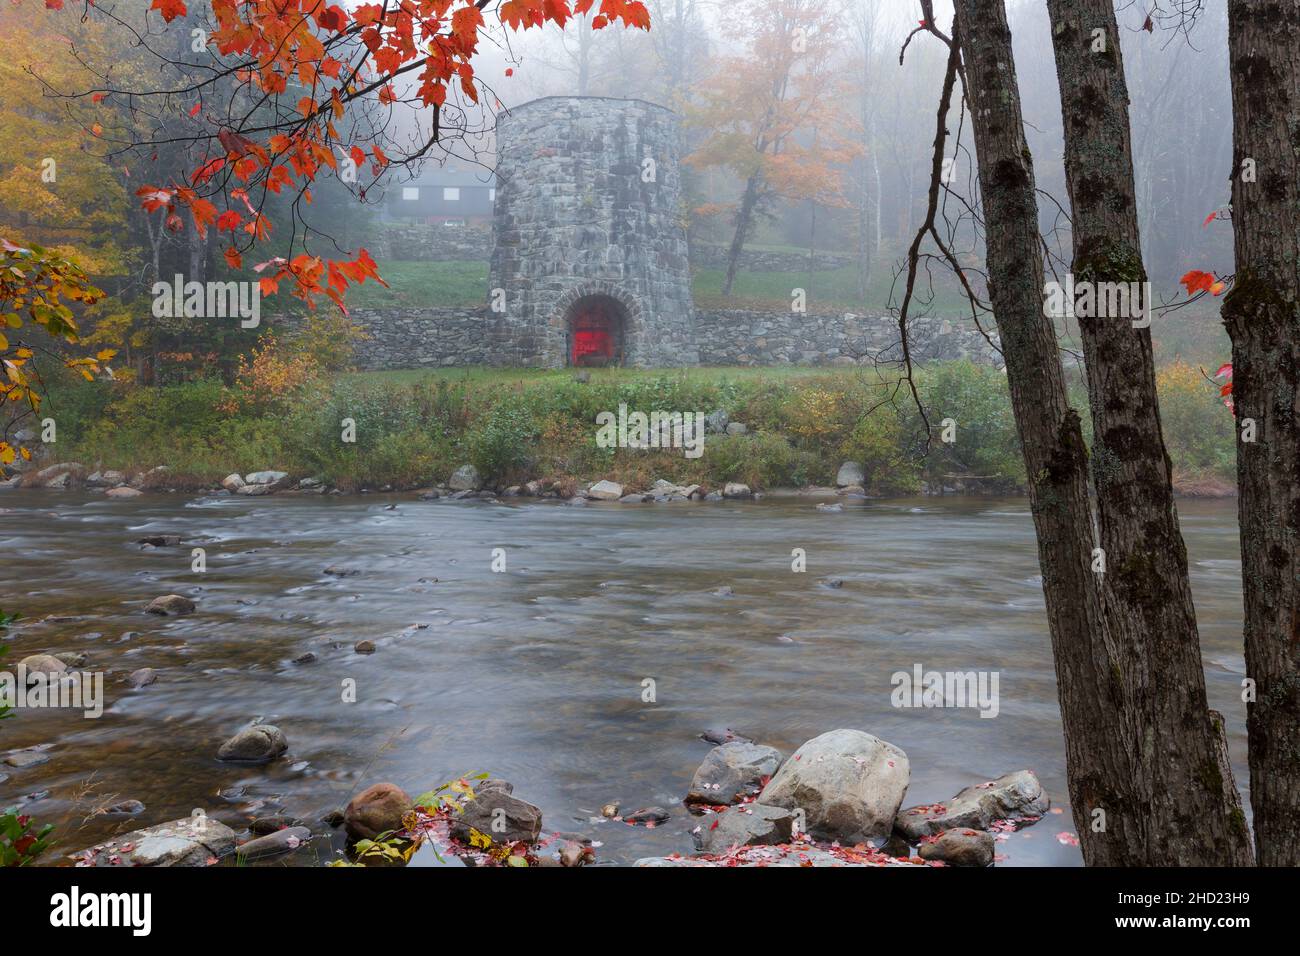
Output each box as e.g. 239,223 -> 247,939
1045,0 -> 1252,865
1224,0 -> 1300,867
952,0 -> 1140,868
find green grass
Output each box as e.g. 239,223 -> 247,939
346,260 -> 490,309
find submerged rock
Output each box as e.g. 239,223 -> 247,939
136,535 -> 182,547
237,826 -> 312,861
145,594 -> 195,616
106,487 -> 143,499
344,783 -> 411,842
74,815 -> 236,867
918,828 -> 995,867
895,770 -> 1049,842
129,667 -> 157,688
217,724 -> 288,763
757,728 -> 910,847
623,806 -> 670,827
685,741 -> 783,806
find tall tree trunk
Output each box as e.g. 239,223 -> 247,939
1045,0 -> 1252,865
954,0 -> 1138,868
722,173 -> 760,297
1224,0 -> 1300,867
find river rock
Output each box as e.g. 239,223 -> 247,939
54,651 -> 87,668
450,788 -> 543,845
244,470 -> 291,491
757,728 -> 910,846
129,667 -> 157,688
31,462 -> 85,488
221,473 -> 245,492
619,493 -> 652,503
100,799 -> 146,817
75,815 -> 236,867
236,826 -> 312,861
217,724 -> 288,763
686,741 -> 784,806
586,480 -> 624,501
623,806 -> 670,826
250,814 -> 305,835
448,464 -> 481,491
136,534 -> 181,547
693,804 -> 794,853
895,770 -> 1050,842
354,640 -> 376,654
722,482 -> 752,499
836,461 -> 866,487
816,502 -> 843,513
725,422 -> 748,436
17,654 -> 67,678
3,749 -> 50,769
132,466 -> 171,490
145,594 -> 195,615
344,783 -> 412,842
106,486 -> 143,498
918,828 -> 996,867
237,483 -> 273,496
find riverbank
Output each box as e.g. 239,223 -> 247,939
9,362 -> 1237,498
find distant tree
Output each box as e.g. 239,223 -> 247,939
685,0 -> 856,297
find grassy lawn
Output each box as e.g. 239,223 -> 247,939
347,259 -> 490,309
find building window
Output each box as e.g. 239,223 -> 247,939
443,187 -> 460,201
402,187 -> 419,201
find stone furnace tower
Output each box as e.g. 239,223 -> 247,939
488,96 -> 698,367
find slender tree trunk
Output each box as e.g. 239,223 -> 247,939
955,0 -> 1139,868
1045,0 -> 1252,865
722,173 -> 761,297
1224,0 -> 1300,867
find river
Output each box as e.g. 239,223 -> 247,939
0,490 -> 1250,866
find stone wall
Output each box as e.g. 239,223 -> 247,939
489,96 -> 698,367
278,307 -> 1001,371
369,223 -> 492,262
691,243 -> 857,274
694,310 -> 1001,366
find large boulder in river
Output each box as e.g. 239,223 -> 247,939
895,770 -> 1049,842
450,786 -> 543,846
75,814 -> 236,867
344,783 -> 412,842
722,482 -> 752,499
221,473 -> 246,492
448,464 -> 481,491
685,741 -> 783,806
217,724 -> 288,763
757,728 -> 909,847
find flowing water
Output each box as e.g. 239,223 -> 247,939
0,490 -> 1250,866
